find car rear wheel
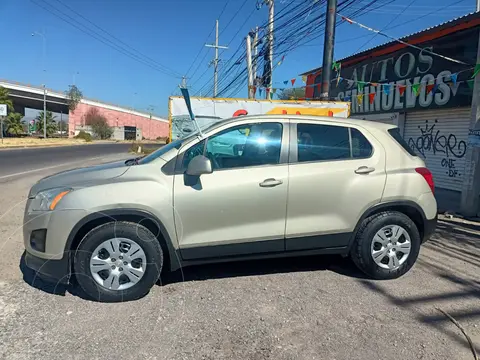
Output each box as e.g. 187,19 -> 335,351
351,211 -> 421,280
74,221 -> 163,302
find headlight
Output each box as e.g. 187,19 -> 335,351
30,188 -> 72,211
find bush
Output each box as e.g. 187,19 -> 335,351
74,130 -> 92,142
129,142 -> 156,155
85,107 -> 113,139
156,136 -> 169,143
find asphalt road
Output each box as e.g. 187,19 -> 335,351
0,143 -> 159,180
0,156 -> 479,359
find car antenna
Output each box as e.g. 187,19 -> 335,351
179,77 -> 204,138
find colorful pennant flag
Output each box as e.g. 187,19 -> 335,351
472,64 -> 480,78
383,84 -> 391,95
412,83 -> 420,96
357,81 -> 366,92
332,61 -> 341,72
266,87 -> 270,94
467,79 -> 475,89
252,86 -> 257,96
370,82 -> 378,87
344,96 -> 351,102
398,85 -> 406,96
356,94 -> 364,106
432,84 -> 438,95
283,80 -> 288,85
259,88 -> 263,96
369,92 -> 375,104
451,73 -> 458,85
272,88 -> 277,94
426,84 -> 434,94
336,76 -> 343,86
291,78 -> 296,86
302,75 -> 307,83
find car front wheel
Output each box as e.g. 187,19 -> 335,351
74,221 -> 163,302
351,211 -> 421,280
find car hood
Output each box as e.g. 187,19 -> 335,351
28,159 -> 131,197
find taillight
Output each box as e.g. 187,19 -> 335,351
415,167 -> 434,193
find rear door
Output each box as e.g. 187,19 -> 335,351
285,120 -> 387,251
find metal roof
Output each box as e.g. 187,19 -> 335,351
300,11 -> 480,76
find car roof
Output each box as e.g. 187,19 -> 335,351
207,114 -> 396,131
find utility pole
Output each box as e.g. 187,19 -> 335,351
253,26 -> 259,98
43,84 -> 47,139
147,105 -> 155,140
460,0 -> 480,216
320,0 -> 338,100
246,34 -> 254,99
205,20 -> 228,97
263,0 -> 275,100
32,30 -> 47,139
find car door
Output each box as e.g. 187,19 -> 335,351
285,120 -> 386,251
173,119 -> 290,260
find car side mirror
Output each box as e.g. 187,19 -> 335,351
186,155 -> 213,176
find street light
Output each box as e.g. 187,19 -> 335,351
32,31 -> 47,139
72,71 -> 79,86
147,105 -> 155,140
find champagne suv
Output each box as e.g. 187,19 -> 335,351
23,115 -> 437,302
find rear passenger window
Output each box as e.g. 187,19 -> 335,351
297,124 -> 350,162
388,128 -> 417,156
351,128 -> 373,158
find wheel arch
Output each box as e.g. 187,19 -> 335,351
66,209 -> 181,274
348,200 -> 427,251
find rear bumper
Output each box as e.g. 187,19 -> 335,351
422,214 -> 437,243
24,251 -> 70,285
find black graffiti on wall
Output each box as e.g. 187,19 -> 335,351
407,119 -> 467,159
441,158 -> 461,178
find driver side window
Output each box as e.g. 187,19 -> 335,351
182,122 -> 283,171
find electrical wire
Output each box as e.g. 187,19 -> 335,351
50,0 -> 181,77
198,0 -> 383,98
351,0 -> 417,54
30,0 -> 182,78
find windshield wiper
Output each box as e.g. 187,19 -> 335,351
125,156 -> 143,166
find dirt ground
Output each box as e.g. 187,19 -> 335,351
0,156 -> 478,360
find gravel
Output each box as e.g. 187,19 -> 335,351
0,156 -> 479,360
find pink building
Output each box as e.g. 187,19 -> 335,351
69,100 -> 169,140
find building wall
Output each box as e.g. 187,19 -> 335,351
68,102 -> 169,139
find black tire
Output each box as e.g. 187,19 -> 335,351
73,221 -> 163,302
351,211 -> 421,280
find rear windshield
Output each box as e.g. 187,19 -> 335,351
388,128 -> 417,156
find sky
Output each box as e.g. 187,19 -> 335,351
0,0 -> 476,115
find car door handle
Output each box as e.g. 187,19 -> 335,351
355,166 -> 375,174
259,178 -> 283,187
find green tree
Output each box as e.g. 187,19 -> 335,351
278,87 -> 306,100
85,107 -> 112,139
65,85 -> 83,112
57,119 -> 68,136
35,111 -> 57,137
0,86 -> 14,112
4,112 -> 24,135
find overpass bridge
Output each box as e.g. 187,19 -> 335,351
0,80 -> 169,139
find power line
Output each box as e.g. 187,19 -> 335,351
50,0 -> 181,77
31,0 -> 182,78
352,0 -> 417,53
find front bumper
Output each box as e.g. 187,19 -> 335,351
422,213 -> 437,243
24,251 -> 70,285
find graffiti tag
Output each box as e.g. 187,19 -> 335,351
441,158 -> 461,178
407,119 -> 467,159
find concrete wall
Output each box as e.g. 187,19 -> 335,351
68,102 -> 169,139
